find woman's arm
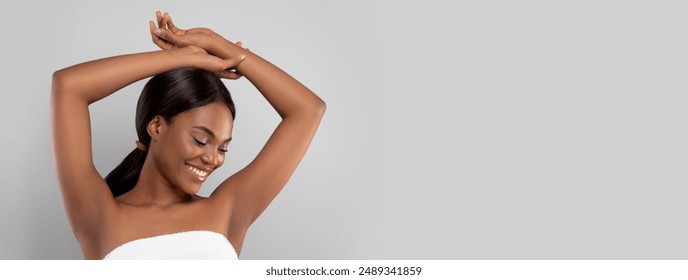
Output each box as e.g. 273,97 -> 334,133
213,40 -> 326,227
52,46 -> 243,243
154,13 -> 326,237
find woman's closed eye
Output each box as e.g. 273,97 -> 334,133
193,137 -> 207,146
194,136 -> 228,153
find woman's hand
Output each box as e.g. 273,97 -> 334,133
179,45 -> 245,80
149,11 -> 250,53
149,11 -> 213,50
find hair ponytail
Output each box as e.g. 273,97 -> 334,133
105,148 -> 147,197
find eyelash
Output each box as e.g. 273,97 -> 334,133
193,137 -> 206,146
194,137 -> 228,154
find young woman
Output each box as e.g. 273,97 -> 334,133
51,11 -> 325,259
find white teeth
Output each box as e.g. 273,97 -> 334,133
186,164 -> 208,177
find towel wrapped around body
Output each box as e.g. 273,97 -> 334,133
103,230 -> 238,260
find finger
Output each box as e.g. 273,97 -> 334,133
206,55 -> 245,78
165,13 -> 181,33
156,11 -> 164,28
236,41 -> 249,50
162,12 -> 170,31
148,20 -> 167,47
235,41 -> 250,52
150,21 -> 173,50
154,28 -> 184,46
220,55 -> 246,70
218,70 -> 243,80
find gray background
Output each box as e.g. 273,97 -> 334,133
0,0 -> 686,259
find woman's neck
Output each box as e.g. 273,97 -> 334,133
117,157 -> 193,207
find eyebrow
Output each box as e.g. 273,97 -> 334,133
192,126 -> 232,142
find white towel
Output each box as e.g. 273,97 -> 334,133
103,230 -> 238,260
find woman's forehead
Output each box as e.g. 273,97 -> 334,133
174,104 -> 234,135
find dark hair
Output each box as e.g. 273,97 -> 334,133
105,67 -> 236,197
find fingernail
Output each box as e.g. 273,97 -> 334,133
240,55 -> 246,61
154,29 -> 161,36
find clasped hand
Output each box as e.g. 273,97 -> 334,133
149,11 -> 248,79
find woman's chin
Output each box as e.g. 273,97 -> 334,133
181,183 -> 202,196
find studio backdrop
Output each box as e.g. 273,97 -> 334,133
0,0 -> 685,259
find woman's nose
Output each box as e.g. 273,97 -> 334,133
200,151 -> 218,167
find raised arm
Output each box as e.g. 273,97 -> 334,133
51,46 -> 243,243
215,40 -> 326,229
153,13 -> 326,236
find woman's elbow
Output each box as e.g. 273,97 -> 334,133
291,98 -> 325,120
314,97 -> 326,115
51,69 -> 70,96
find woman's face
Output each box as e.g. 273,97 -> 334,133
151,102 -> 234,195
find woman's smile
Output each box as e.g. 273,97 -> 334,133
185,163 -> 209,181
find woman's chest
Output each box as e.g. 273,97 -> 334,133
97,201 -> 232,259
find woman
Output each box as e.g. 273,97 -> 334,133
51,11 -> 325,259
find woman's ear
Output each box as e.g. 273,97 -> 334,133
147,116 -> 166,141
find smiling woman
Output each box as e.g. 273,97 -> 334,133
51,11 -> 325,260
